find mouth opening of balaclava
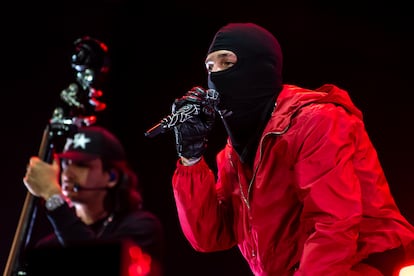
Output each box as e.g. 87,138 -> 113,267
207,22 -> 283,166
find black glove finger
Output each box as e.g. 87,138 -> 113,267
173,86 -> 207,111
187,86 -> 206,97
184,86 -> 206,102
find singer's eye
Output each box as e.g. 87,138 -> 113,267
222,61 -> 235,68
205,50 -> 237,73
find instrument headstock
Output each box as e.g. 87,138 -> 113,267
51,36 -> 110,133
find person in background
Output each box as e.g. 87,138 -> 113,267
170,22 -> 414,275
24,125 -> 164,275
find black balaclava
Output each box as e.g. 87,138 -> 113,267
207,22 -> 283,166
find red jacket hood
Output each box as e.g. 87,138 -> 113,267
267,84 -> 363,133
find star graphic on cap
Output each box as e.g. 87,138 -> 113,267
72,133 -> 91,149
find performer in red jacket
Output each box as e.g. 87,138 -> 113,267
171,22 -> 414,276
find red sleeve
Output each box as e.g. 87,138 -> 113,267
172,156 -> 236,251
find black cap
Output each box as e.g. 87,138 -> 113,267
58,126 -> 126,162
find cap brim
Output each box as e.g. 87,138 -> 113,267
58,151 -> 99,162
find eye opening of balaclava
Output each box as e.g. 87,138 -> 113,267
207,22 -> 283,166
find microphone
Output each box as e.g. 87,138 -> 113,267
73,184 -> 109,192
144,88 -> 219,138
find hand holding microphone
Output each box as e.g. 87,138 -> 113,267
145,86 -> 219,160
144,86 -> 219,138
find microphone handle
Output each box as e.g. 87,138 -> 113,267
144,123 -> 167,138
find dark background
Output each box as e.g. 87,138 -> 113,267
1,1 -> 413,275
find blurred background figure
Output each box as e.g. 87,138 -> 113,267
23,125 -> 165,276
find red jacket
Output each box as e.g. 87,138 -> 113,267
172,84 -> 414,275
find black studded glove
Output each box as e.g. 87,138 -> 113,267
172,86 -> 218,159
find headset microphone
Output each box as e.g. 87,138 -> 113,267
73,184 -> 109,192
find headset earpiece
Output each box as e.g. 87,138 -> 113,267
109,171 -> 116,182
